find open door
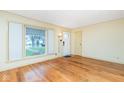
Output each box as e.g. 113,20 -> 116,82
63,32 -> 71,56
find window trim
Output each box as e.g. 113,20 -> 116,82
23,25 -> 48,58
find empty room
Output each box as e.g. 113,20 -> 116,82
0,10 -> 124,82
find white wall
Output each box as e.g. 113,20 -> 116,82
80,18 -> 124,64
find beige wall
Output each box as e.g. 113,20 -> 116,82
74,18 -> 124,64
0,11 -> 71,71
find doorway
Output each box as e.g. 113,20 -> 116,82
62,32 -> 71,56
75,31 -> 82,56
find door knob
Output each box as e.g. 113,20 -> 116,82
63,41 -> 65,46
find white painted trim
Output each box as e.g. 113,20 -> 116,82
0,55 -> 58,72
82,55 -> 123,64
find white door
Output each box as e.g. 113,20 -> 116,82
63,32 -> 71,56
75,31 -> 82,56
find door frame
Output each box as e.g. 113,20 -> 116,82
62,32 -> 71,56
75,31 -> 82,56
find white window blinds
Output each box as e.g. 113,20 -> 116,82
9,22 -> 23,61
47,30 -> 55,55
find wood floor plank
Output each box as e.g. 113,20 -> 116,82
0,55 -> 124,82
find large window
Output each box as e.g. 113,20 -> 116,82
25,27 -> 46,56
9,22 -> 55,61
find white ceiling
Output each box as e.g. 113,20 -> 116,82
8,10 -> 124,28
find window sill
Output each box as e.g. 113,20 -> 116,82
8,54 -> 56,63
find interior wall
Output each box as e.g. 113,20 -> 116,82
0,11 -> 71,71
75,18 -> 124,64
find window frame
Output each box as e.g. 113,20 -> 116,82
23,25 -> 48,58
8,21 -> 56,63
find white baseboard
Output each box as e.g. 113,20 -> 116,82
0,55 -> 58,72
82,55 -> 123,64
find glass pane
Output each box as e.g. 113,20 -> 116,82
26,27 -> 45,56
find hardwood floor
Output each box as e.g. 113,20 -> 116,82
0,55 -> 124,82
